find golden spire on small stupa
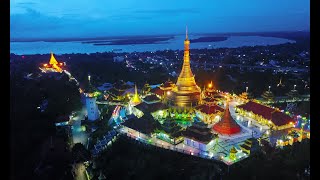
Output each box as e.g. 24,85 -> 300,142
131,84 -> 141,105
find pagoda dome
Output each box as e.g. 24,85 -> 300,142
212,102 -> 241,135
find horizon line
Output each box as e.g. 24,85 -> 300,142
10,30 -> 310,42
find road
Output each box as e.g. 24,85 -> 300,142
73,163 -> 88,180
71,107 -> 89,145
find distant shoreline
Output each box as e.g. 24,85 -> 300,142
10,34 -> 298,55
10,31 -> 308,42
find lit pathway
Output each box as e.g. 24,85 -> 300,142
73,163 -> 88,180
71,107 -> 89,145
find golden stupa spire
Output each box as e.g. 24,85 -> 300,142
49,52 -> 58,65
135,84 -> 138,95
171,27 -> 201,107
186,25 -> 188,40
131,84 -> 141,105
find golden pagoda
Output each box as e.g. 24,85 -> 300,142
170,27 -> 201,107
130,84 -> 141,106
229,146 -> 238,161
41,52 -> 65,73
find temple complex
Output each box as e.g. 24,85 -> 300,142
170,27 -> 201,107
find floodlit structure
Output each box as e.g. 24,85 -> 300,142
85,75 -> 100,121
130,84 -> 142,106
170,27 -> 201,107
236,101 -> 295,130
40,52 -> 66,73
212,102 -> 241,135
183,121 -> 218,151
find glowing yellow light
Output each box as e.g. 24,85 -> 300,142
167,91 -> 171,95
44,64 -> 48,67
208,83 -> 212,88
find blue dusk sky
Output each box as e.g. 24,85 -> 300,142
10,0 -> 310,39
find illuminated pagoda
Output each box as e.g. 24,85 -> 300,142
229,146 -> 238,161
286,85 -> 300,100
239,86 -> 252,102
84,75 -> 100,121
40,52 -> 66,73
202,81 -> 217,98
160,79 -> 175,92
261,86 -> 274,102
170,27 -> 201,107
130,84 -> 142,106
183,121 -> 218,151
213,102 -> 241,135
141,83 -> 151,95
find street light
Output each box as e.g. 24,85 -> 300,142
294,84 -> 297,90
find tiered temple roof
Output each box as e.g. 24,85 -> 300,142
286,89 -> 300,99
150,87 -> 164,96
183,121 -> 218,144
161,118 -> 182,138
261,90 -> 274,101
122,116 -> 161,135
212,102 -> 241,135
160,79 -> 175,91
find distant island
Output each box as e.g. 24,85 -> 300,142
190,36 -> 228,43
84,37 -> 173,46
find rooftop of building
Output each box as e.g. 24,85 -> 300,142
237,101 -> 293,126
143,94 -> 161,102
182,124 -> 217,144
150,87 -> 164,96
122,116 -> 161,135
195,104 -> 224,114
135,102 -> 168,114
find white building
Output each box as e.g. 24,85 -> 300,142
86,95 -> 100,121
